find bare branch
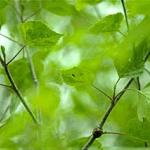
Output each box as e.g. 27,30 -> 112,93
115,78 -> 134,103
0,83 -> 12,88
103,131 -> 126,135
23,8 -> 42,22
92,84 -> 112,101
82,136 -> 96,150
0,33 -> 23,46
121,0 -> 129,31
0,105 -> 10,123
136,77 -> 141,90
4,64 -> 38,124
82,78 -> 134,149
118,30 -> 127,37
113,78 -> 120,99
144,52 -> 150,61
25,48 -> 39,87
144,68 -> 150,75
0,50 -> 38,124
7,45 -> 26,65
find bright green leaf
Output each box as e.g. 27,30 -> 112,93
126,118 -> 150,141
114,39 -> 149,77
20,21 -> 62,47
89,13 -> 123,34
8,58 -> 33,93
30,84 -> 60,117
61,67 -> 94,86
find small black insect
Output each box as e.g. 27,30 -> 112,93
72,74 -> 75,77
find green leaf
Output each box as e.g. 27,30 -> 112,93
61,67 -> 94,86
89,13 -> 123,34
126,118 -> 150,141
42,0 -> 76,16
20,21 -> 62,47
30,84 -> 60,117
76,0 -> 102,10
32,50 -> 47,79
42,63 -> 63,85
113,17 -> 150,78
8,58 -> 33,93
0,113 -> 30,147
114,39 -> 149,78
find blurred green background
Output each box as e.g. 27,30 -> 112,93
0,0 -> 150,149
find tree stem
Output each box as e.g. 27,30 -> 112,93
121,0 -> 129,31
7,45 -> 26,65
82,78 -> 134,149
4,64 -> 38,124
0,55 -> 38,124
26,48 -> 39,87
82,136 -> 96,150
0,33 -> 23,46
82,49 -> 150,149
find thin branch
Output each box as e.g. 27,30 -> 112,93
98,101 -> 115,129
144,52 -> 150,61
0,53 -> 38,124
118,30 -> 127,37
115,78 -> 134,103
113,78 -> 120,99
116,88 -> 150,101
0,105 -> 10,123
4,65 -> 38,124
103,131 -> 126,136
103,131 -> 148,143
17,2 -> 39,88
121,0 -> 129,31
25,48 -> 39,87
0,33 -> 23,46
19,0 -> 24,22
11,0 -> 24,22
144,68 -> 150,75
82,136 -> 96,150
99,78 -> 133,128
23,8 -> 42,22
82,78 -> 134,150
10,3 -> 21,21
0,83 -> 12,88
0,117 -> 11,129
7,45 -> 26,65
92,84 -> 112,101
136,77 -> 141,90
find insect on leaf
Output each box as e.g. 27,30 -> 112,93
61,67 -> 94,86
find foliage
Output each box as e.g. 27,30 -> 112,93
0,0 -> 150,149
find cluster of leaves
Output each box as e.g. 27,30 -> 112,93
0,0 -> 150,149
